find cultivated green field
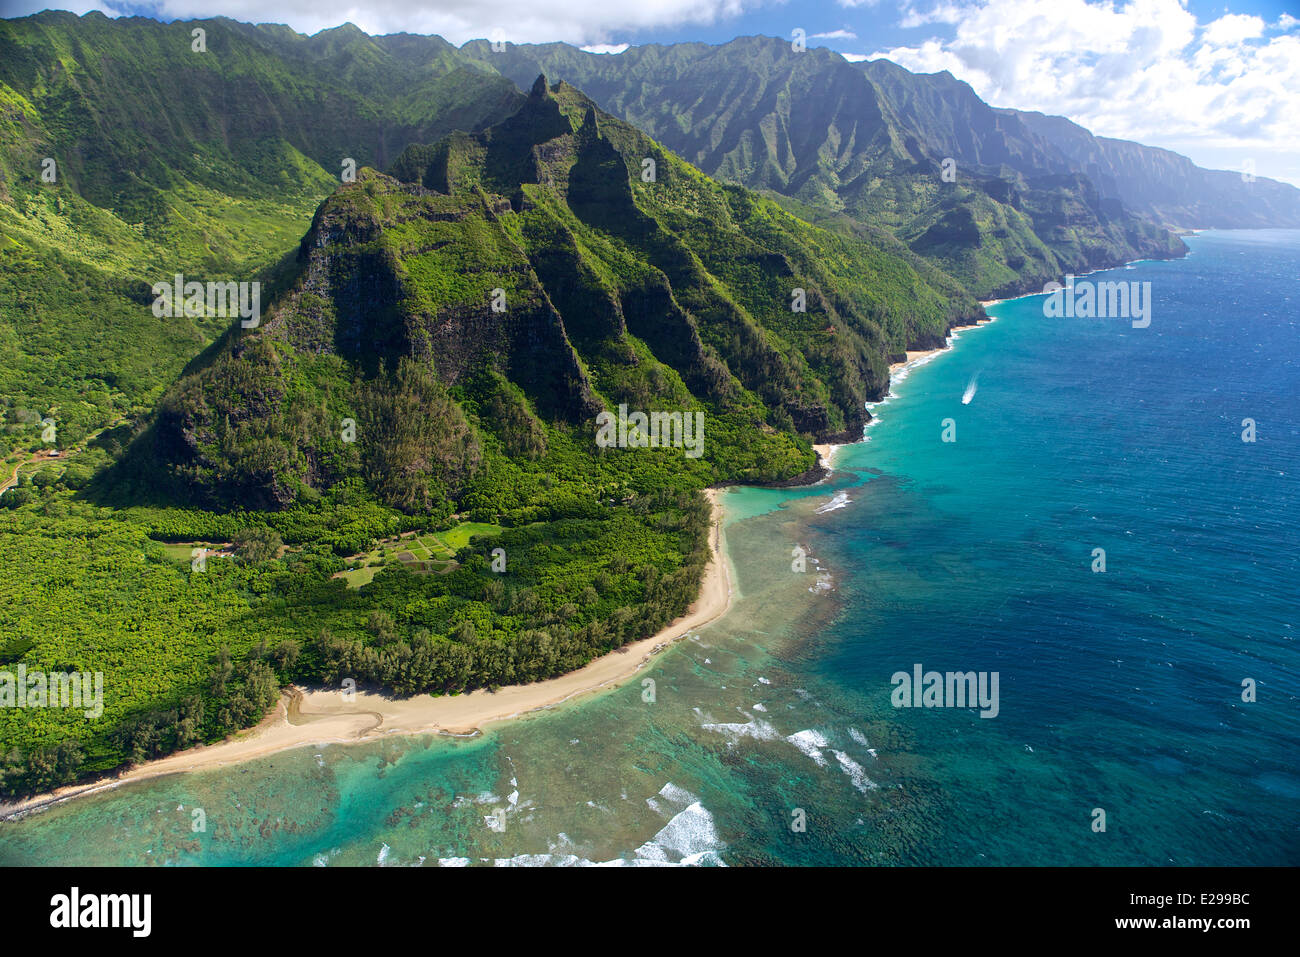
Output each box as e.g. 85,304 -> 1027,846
333,522 -> 508,587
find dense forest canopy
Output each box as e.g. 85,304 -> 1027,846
2,13 -> 1252,801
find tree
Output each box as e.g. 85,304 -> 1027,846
366,610 -> 398,644
271,639 -> 301,671
233,526 -> 282,563
209,644 -> 234,696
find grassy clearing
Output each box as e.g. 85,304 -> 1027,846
331,521 -> 505,588
335,565 -> 379,588
158,541 -> 231,562
436,521 -> 505,550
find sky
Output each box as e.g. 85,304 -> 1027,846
3,0 -> 1298,185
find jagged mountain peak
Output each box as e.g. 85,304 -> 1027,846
480,38 -> 1190,294
118,79 -> 980,510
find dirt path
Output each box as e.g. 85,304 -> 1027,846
0,450 -> 44,494
0,416 -> 127,495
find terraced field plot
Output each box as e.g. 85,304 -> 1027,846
334,522 -> 505,588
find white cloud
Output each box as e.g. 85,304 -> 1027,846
841,52 -> 871,62
580,43 -> 630,54
899,1 -> 962,28
2,0 -> 117,15
1202,13 -> 1264,46
872,0 -> 1300,185
810,29 -> 858,40
1275,14 -> 1299,32
11,1 -> 761,46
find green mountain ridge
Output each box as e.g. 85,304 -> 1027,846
113,76 -> 980,514
0,11 -> 525,454
0,15 -> 1273,801
2,17 -> 1239,459
459,34 -> 1192,297
1002,107 -> 1300,230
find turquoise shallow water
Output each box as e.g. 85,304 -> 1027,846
2,229 -> 1297,865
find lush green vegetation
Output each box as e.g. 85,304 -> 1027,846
461,35 -> 1190,298
0,12 -> 524,459
6,18 -> 1152,804
0,464 -> 711,797
0,77 -> 900,800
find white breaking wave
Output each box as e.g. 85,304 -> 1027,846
882,314 -> 997,405
451,791 -> 500,808
491,853 -> 564,866
646,778 -> 697,817
700,716 -> 781,746
962,372 -> 979,404
831,750 -> 879,793
786,729 -> 831,767
655,781 -> 697,807
815,491 -> 851,514
629,801 -> 722,865
441,784 -> 726,867
888,345 -> 948,390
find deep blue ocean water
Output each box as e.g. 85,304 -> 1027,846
1,229 -> 1296,865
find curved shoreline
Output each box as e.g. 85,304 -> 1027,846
1,489 -> 735,821
0,311 -> 1003,822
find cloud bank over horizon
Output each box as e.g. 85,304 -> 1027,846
0,0 -> 765,45
869,0 -> 1300,187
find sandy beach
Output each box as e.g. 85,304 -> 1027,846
1,489 -> 735,819
890,313 -> 1000,378
817,338 -> 980,467
889,348 -> 946,374
812,443 -> 836,467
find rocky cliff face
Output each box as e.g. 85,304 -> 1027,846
129,78 -> 984,508
462,37 -> 1191,298
1007,110 -> 1300,230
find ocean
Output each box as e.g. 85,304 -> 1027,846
2,228 -> 1297,865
